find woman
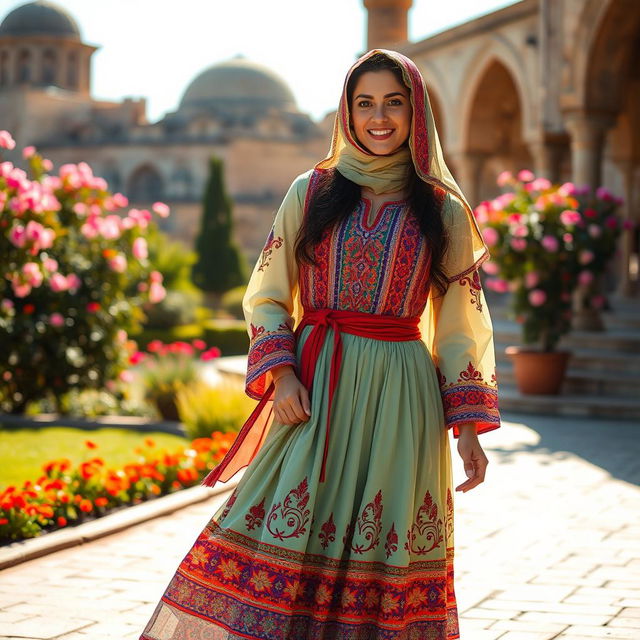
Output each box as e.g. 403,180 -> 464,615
140,49 -> 500,640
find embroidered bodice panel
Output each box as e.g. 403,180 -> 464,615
299,199 -> 431,318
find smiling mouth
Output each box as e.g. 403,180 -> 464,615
367,129 -> 394,140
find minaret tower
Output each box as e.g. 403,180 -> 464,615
363,0 -> 413,50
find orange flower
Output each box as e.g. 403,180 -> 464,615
37,505 -> 54,519
150,484 -> 161,495
57,516 -> 67,527
144,438 -> 155,448
85,440 -> 98,449
79,499 -> 93,513
94,497 -> 108,507
177,468 -> 198,484
0,518 -> 8,525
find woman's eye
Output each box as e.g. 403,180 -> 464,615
357,100 -> 371,108
388,99 -> 403,106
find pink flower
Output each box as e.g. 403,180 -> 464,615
73,202 -> 88,216
152,202 -> 170,218
481,260 -> 499,275
560,209 -> 581,226
22,145 -> 36,158
512,224 -> 528,238
563,233 -> 573,244
42,158 -> 53,171
588,224 -> 602,238
507,213 -> 522,223
583,208 -> 597,218
596,186 -> 613,201
132,237 -> 148,260
558,182 -> 576,196
525,271 -> 540,288
578,270 -> 594,286
66,273 -> 81,291
510,237 -> 527,252
12,281 -> 31,297
482,227 -> 499,247
116,329 -> 128,343
605,216 -> 618,230
149,270 -> 163,283
473,202 -> 490,223
101,215 -> 122,240
49,312 -> 65,327
494,193 -> 515,208
108,255 -> 127,273
579,250 -> 594,265
112,193 -> 128,208
149,282 -> 166,304
517,169 -> 535,182
485,277 -> 509,293
42,258 -> 58,273
0,130 -> 16,150
201,347 -> 221,361
530,178 -> 551,191
119,370 -> 134,383
496,171 -> 513,187
528,289 -> 547,306
541,235 -> 559,252
22,262 -> 43,287
49,272 -> 70,292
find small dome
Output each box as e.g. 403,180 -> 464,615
0,1 -> 80,39
179,56 -> 296,112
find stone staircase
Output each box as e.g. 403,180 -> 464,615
488,292 -> 640,420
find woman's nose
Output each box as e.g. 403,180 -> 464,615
372,104 -> 388,121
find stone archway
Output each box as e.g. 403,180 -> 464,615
461,58 -> 531,204
571,0 -> 640,295
127,165 -> 165,204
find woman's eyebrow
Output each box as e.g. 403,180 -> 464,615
354,92 -> 406,100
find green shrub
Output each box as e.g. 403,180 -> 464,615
220,285 -> 246,319
176,380 -> 255,439
202,319 -> 248,356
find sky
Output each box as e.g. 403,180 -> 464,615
0,0 -> 519,123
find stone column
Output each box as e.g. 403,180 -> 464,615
363,0 -> 413,50
446,150 -> 485,206
564,110 -> 616,190
527,137 -> 565,182
616,160 -> 638,297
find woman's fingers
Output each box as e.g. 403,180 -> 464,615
273,375 -> 311,425
455,442 -> 489,492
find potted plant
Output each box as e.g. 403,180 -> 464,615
474,170 -> 578,394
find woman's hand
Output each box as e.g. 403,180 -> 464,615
455,424 -> 489,493
272,366 -> 311,426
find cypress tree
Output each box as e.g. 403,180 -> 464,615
193,155 -> 247,296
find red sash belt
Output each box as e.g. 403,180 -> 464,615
201,308 -> 421,488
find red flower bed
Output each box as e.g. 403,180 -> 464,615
0,432 -> 235,544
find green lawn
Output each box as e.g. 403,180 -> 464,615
0,427 -> 190,490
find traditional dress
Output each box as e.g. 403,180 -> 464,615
140,49 -> 500,640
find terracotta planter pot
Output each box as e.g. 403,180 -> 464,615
505,346 -> 571,395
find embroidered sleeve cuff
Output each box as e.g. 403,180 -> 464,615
246,323 -> 297,400
440,382 -> 501,438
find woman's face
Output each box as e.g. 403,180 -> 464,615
350,69 -> 412,156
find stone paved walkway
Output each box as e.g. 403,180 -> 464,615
0,411 -> 639,639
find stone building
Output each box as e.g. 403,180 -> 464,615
366,0 -> 639,296
0,1 -> 329,258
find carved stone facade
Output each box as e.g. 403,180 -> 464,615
388,0 -> 640,296
0,2 -> 329,262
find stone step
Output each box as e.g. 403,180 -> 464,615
496,365 -> 639,398
497,385 -> 640,420
492,320 -> 640,353
494,343 -> 640,375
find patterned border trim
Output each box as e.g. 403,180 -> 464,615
246,327 -> 296,400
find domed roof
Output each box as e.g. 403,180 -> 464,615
0,1 -> 80,39
179,56 -> 296,111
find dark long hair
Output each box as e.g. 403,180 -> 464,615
294,53 -> 450,298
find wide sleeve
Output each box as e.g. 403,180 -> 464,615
426,193 -> 501,438
242,170 -> 311,400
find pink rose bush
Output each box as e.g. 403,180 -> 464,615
474,170 -> 632,351
0,129 -> 170,413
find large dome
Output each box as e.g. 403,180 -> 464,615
179,56 -> 296,112
0,1 -> 80,38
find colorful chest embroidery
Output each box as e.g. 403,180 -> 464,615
300,199 -> 432,317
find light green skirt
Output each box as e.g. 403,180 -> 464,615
140,326 -> 460,640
